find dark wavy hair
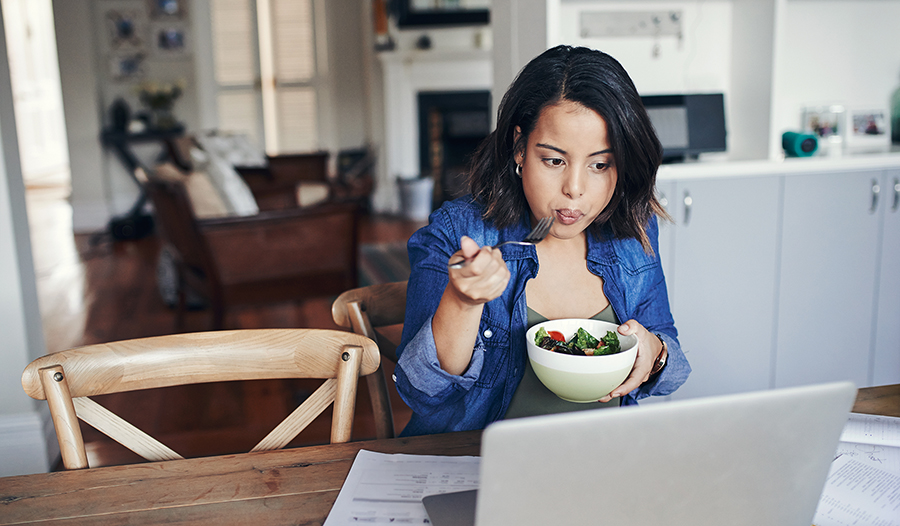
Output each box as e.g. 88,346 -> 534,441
467,45 -> 668,253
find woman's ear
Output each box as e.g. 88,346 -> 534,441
513,126 -> 524,165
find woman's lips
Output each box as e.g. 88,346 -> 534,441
554,209 -> 583,225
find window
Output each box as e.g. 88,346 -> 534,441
210,0 -> 320,154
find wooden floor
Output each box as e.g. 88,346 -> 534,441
25,183 -> 425,468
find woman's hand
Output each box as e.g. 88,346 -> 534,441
446,236 -> 511,305
598,319 -> 664,403
432,236 -> 511,375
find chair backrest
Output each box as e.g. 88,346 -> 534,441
332,281 -> 408,438
22,329 -> 379,470
332,281 -> 408,362
144,175 -> 219,288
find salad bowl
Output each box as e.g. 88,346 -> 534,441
525,319 -> 638,403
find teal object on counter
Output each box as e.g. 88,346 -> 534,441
782,131 -> 818,157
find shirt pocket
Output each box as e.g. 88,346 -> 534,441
475,316 -> 510,389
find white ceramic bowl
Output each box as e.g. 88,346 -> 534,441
525,319 -> 638,403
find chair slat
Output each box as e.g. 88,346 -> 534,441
251,379 -> 337,452
39,366 -> 88,469
74,397 -> 184,462
332,346 -> 363,443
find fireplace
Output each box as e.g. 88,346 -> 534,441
418,90 -> 491,204
375,49 -> 492,214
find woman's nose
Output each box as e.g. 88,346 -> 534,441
562,167 -> 585,198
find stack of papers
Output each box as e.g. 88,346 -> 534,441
813,413 -> 900,526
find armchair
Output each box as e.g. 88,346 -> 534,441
144,165 -> 361,330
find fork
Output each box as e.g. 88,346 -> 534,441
448,217 -> 555,269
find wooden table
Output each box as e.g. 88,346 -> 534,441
1,385 -> 897,525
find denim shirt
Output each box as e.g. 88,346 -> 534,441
394,197 -> 691,436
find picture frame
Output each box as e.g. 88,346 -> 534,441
801,105 -> 845,154
845,108 -> 891,151
108,52 -> 145,80
147,0 -> 186,19
150,21 -> 190,57
101,1 -> 148,52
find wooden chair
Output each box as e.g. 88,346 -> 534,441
332,281 -> 408,439
21,329 -> 379,470
144,174 -> 360,330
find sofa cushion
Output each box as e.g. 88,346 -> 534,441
204,154 -> 260,216
190,133 -> 261,216
195,131 -> 267,168
153,163 -> 231,219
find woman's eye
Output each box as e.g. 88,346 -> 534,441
591,162 -> 609,171
543,158 -> 564,167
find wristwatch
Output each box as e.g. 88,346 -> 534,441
650,334 -> 668,375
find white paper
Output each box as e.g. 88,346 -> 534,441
814,413 -> 900,526
835,413 -> 900,474
324,449 -> 481,525
813,454 -> 900,526
840,413 -> 900,448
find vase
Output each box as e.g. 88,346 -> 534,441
150,107 -> 178,131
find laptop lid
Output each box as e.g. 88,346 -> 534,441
475,381 -> 856,526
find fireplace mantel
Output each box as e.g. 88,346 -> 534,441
374,49 -> 492,214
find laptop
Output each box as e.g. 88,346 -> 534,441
423,381 -> 856,526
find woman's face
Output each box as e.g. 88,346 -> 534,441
516,100 -> 618,240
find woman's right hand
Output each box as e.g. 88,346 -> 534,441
432,236 -> 510,375
447,236 -> 511,305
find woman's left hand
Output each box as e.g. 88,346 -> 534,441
598,319 -> 663,403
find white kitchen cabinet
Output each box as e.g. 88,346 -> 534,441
665,175 -> 782,399
775,170 -> 884,388
655,181 -> 676,285
873,170 -> 900,386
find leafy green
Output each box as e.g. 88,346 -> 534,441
600,331 -> 621,354
574,327 -> 599,350
535,327 -> 550,345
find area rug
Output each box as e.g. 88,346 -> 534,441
358,241 -> 410,286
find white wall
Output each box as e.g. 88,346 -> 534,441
0,6 -> 53,476
53,0 -> 107,232
770,0 -> 900,155
555,1 -> 733,95
500,0 -> 900,161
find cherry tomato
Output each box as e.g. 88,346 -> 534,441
548,330 -> 565,342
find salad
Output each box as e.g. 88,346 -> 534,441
534,326 -> 621,356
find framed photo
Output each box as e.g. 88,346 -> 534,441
802,105 -> 845,153
150,22 -> 190,57
108,52 -> 145,80
101,1 -> 148,52
147,0 -> 186,19
846,108 -> 891,151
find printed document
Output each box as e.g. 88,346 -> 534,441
814,413 -> 900,526
324,449 -> 480,525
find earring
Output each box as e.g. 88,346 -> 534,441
515,164 -> 522,177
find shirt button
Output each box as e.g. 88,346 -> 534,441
391,374 -> 397,382
483,329 -> 493,338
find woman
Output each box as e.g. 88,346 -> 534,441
394,45 -> 691,436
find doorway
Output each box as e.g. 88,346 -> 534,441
1,0 -> 69,191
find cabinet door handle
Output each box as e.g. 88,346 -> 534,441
870,179 -> 880,214
893,178 -> 899,212
683,190 -> 693,225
